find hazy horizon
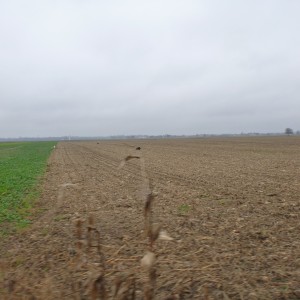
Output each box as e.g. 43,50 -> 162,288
1,1 -> 299,137
1,131 -> 298,140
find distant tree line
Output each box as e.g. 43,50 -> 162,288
285,128 -> 293,135
285,128 -> 300,135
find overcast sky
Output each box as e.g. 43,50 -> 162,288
1,0 -> 299,137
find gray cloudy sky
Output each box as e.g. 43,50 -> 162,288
1,0 -> 299,137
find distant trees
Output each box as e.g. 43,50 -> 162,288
285,128 -> 294,135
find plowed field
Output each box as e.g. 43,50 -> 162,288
1,137 -> 300,299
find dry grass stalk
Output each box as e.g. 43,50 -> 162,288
75,218 -> 83,240
113,274 -> 136,300
139,152 -> 158,300
120,147 -> 160,299
73,217 -> 107,299
86,215 -> 95,253
90,273 -> 106,300
118,155 -> 140,169
70,146 -> 171,299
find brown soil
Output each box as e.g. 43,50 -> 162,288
1,137 -> 300,299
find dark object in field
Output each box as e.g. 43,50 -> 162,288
97,142 -> 99,144
266,193 -> 278,197
125,155 -> 140,161
119,155 -> 140,169
136,147 -> 141,150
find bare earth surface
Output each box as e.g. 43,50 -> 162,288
1,137 -> 300,299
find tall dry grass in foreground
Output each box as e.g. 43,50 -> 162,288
71,147 -> 174,299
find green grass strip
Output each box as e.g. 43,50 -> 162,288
0,141 -> 56,235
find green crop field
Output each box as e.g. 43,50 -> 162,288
0,141 -> 56,235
